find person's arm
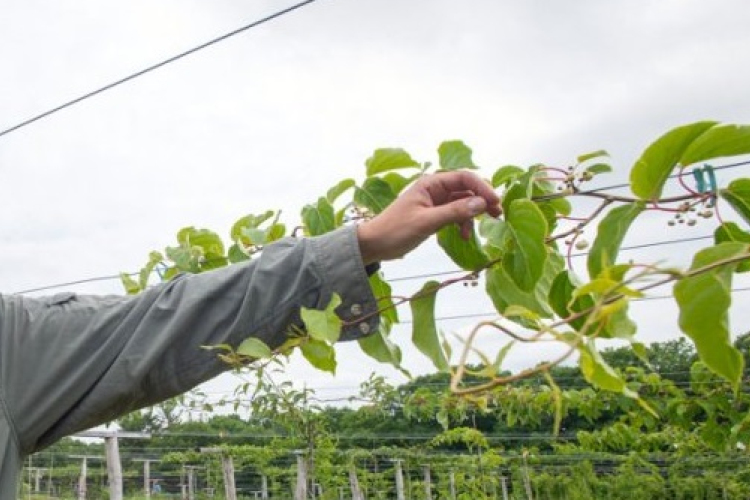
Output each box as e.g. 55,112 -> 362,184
1,225 -> 377,453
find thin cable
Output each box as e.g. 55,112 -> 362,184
390,234 -> 713,283
10,161 -> 750,294
0,0 -> 321,138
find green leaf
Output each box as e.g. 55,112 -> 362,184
242,227 -> 267,245
300,339 -> 337,374
587,203 -> 644,279
120,273 -> 141,295
365,148 -> 420,176
491,165 -> 524,188
381,172 -> 418,196
354,177 -> 397,214
227,243 -> 250,263
438,140 -> 477,170
437,223 -> 489,272
139,251 -> 163,289
501,166 -> 538,215
579,340 -> 638,399
674,242 -> 748,390
584,163 -> 613,175
720,178 -> 750,225
231,211 -> 275,243
369,273 -> 399,325
680,124 -> 750,166
577,149 -> 609,164
266,223 -> 286,243
630,121 -> 717,199
549,270 -> 594,330
302,197 -> 336,236
326,179 -> 356,203
715,222 -> 750,272
358,329 -> 403,368
177,227 -> 225,258
411,281 -> 449,372
237,337 -> 273,359
486,252 -> 563,321
300,293 -> 342,344
503,199 -> 549,291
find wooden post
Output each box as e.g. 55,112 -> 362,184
261,474 -> 269,499
349,465 -> 364,500
449,470 -> 456,500
201,448 -> 237,500
422,464 -> 432,499
70,455 -> 103,500
221,455 -> 237,500
500,475 -> 509,500
104,436 -> 123,500
295,452 -> 308,500
134,459 -> 159,499
521,452 -> 534,500
184,466 -> 204,500
392,460 -> 405,500
78,457 -> 87,500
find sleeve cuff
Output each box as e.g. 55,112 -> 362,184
310,226 -> 381,341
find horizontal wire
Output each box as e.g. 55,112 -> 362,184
0,0 -> 321,138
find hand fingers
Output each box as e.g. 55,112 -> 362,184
426,171 -> 501,217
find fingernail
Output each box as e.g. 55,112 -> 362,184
467,197 -> 485,215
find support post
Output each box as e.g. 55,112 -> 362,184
422,464 -> 432,499
392,459 -> 405,500
134,459 -> 159,499
349,465 -> 365,500
295,452 -> 308,500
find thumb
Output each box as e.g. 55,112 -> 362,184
424,196 -> 487,231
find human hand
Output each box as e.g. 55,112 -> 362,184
357,171 -> 501,264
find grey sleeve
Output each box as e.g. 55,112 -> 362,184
0,226 -> 379,454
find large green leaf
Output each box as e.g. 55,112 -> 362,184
438,140 -> 477,170
300,339 -> 337,374
587,203 -> 644,279
486,252 -> 563,321
501,167 -> 538,215
437,223 -> 489,271
630,121 -> 717,199
354,177 -> 397,214
326,178 -> 356,203
381,171 -> 418,196
503,199 -> 549,291
237,337 -> 273,359
300,293 -> 342,344
549,270 -> 595,330
715,222 -> 750,272
365,148 -> 420,176
720,178 -> 750,225
139,251 -> 163,289
177,227 -> 225,258
369,272 -> 399,325
358,329 -> 403,367
674,242 -> 748,389
491,165 -> 524,188
231,211 -> 275,243
411,281 -> 449,372
680,124 -> 750,166
579,340 -> 639,399
302,197 -> 336,236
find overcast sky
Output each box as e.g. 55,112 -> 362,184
3,0 -> 750,408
